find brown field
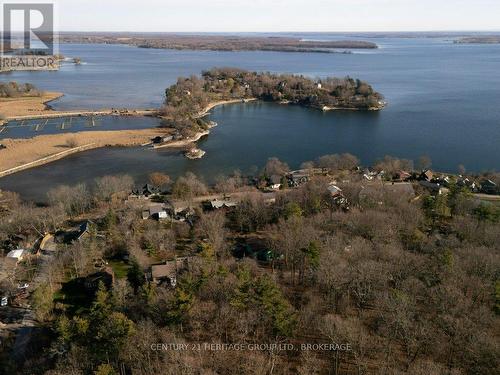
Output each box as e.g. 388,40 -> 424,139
0,128 -> 167,175
0,92 -> 63,119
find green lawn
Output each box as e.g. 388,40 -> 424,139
109,260 -> 131,279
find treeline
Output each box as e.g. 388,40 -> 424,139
1,157 -> 499,375
0,82 -> 41,98
161,68 -> 384,136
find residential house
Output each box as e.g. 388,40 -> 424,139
150,257 -> 192,287
207,199 -> 238,210
432,175 -> 451,187
457,177 -> 477,191
394,170 -> 412,182
77,220 -> 95,241
363,170 -> 375,181
149,204 -> 169,220
480,179 -> 498,195
328,183 -> 349,208
143,184 -> 160,197
419,170 -> 434,182
327,184 -> 343,198
419,181 -> 448,195
132,184 -> 161,198
83,268 -> 114,294
287,172 -> 310,187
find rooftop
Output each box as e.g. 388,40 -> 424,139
6,249 -> 27,259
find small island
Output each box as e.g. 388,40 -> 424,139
185,147 -> 206,159
160,68 -> 384,137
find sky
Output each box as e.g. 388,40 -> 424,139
5,0 -> 500,32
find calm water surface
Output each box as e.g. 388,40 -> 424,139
1,35 -> 499,201
0,116 -> 161,139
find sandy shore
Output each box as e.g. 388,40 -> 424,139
0,92 -> 63,120
0,128 -> 166,175
195,98 -> 257,118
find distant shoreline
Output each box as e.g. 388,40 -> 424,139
58,33 -> 379,53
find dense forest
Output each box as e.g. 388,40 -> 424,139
0,154 -> 498,375
161,68 -> 384,136
0,82 -> 41,98
59,33 -> 378,53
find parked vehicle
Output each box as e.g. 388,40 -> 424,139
1,296 -> 8,307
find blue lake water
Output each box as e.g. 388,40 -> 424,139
0,35 -> 499,201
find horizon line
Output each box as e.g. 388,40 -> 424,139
56,30 -> 500,34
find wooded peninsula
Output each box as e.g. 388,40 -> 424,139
59,33 -> 378,53
454,36 -> 500,44
161,68 -> 384,137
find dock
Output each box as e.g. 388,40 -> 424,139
4,109 -> 159,122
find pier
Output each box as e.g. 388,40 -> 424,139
4,108 -> 158,122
